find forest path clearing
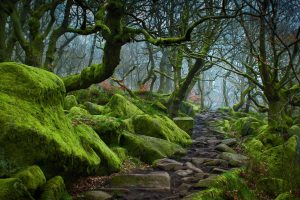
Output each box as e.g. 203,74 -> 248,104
71,112 -> 247,200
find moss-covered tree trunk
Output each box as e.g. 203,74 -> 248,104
168,58 -> 205,117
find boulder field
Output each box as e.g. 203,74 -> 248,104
0,62 -> 192,199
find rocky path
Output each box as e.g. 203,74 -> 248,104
73,112 -> 248,200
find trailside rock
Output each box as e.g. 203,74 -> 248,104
0,62 -> 120,177
12,165 -> 46,195
221,138 -> 237,147
219,152 -> 249,167
173,117 -> 194,135
84,191 -> 112,200
40,176 -> 71,200
130,114 -> 191,146
153,158 -> 184,171
110,172 -> 171,190
84,101 -> 105,115
215,143 -> 236,153
120,132 -> 186,163
0,178 -> 34,200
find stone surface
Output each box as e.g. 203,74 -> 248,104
212,168 -> 228,174
173,117 -> 194,135
215,143 -> 236,153
154,158 -> 184,171
175,169 -> 194,177
221,138 -> 237,146
110,172 -> 171,190
219,152 -> 249,167
84,191 -> 112,200
185,162 -> 203,173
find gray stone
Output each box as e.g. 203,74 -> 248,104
177,183 -> 192,192
185,162 -> 203,173
219,152 -> 249,167
175,169 -> 194,177
191,157 -> 207,166
212,168 -> 228,174
84,191 -> 112,200
154,158 -> 184,171
215,143 -> 236,153
221,138 -> 237,146
203,159 -> 229,167
110,172 -> 171,190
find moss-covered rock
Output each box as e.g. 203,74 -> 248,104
179,101 -> 200,117
68,110 -> 124,146
0,62 -> 120,177
105,94 -> 144,118
0,178 -> 34,200
110,146 -> 128,162
39,176 -> 71,200
63,95 -> 78,110
12,165 -> 46,195
233,117 -> 262,136
119,132 -> 186,163
84,101 -> 105,115
173,117 -> 194,135
130,114 -> 191,146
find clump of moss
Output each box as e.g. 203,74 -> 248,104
130,114 -> 191,146
12,165 -> 46,195
0,178 -> 34,200
39,176 -> 71,200
119,131 -> 186,163
63,95 -> 78,110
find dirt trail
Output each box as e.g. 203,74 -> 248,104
72,112 -> 244,200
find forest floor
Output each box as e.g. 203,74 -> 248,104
70,111 -> 245,200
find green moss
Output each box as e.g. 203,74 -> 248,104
73,124 -> 121,174
12,165 -> 46,195
39,176 -> 71,200
84,101 -> 105,115
0,62 -> 119,177
110,146 -> 128,162
130,114 -> 191,146
275,192 -> 298,200
183,188 -> 223,200
258,178 -> 289,196
68,110 -> 124,146
119,132 -> 186,163
179,101 -> 200,117
173,117 -> 194,135
0,178 -> 34,200
105,94 -> 144,118
63,95 -> 78,110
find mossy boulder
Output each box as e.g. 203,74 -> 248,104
68,110 -> 124,146
173,117 -> 194,135
84,101 -> 105,115
130,114 -> 191,146
0,62 -> 120,177
0,178 -> 34,200
39,176 -> 71,200
119,132 -> 186,163
12,165 -> 46,195
180,101 -> 200,117
105,94 -> 144,118
63,95 -> 78,110
233,117 -> 262,136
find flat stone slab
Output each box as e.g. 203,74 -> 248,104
84,191 -> 112,200
219,152 -> 249,167
154,158 -> 184,171
110,172 -> 171,190
175,169 -> 194,177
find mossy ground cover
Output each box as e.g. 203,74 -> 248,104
209,109 -> 300,199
